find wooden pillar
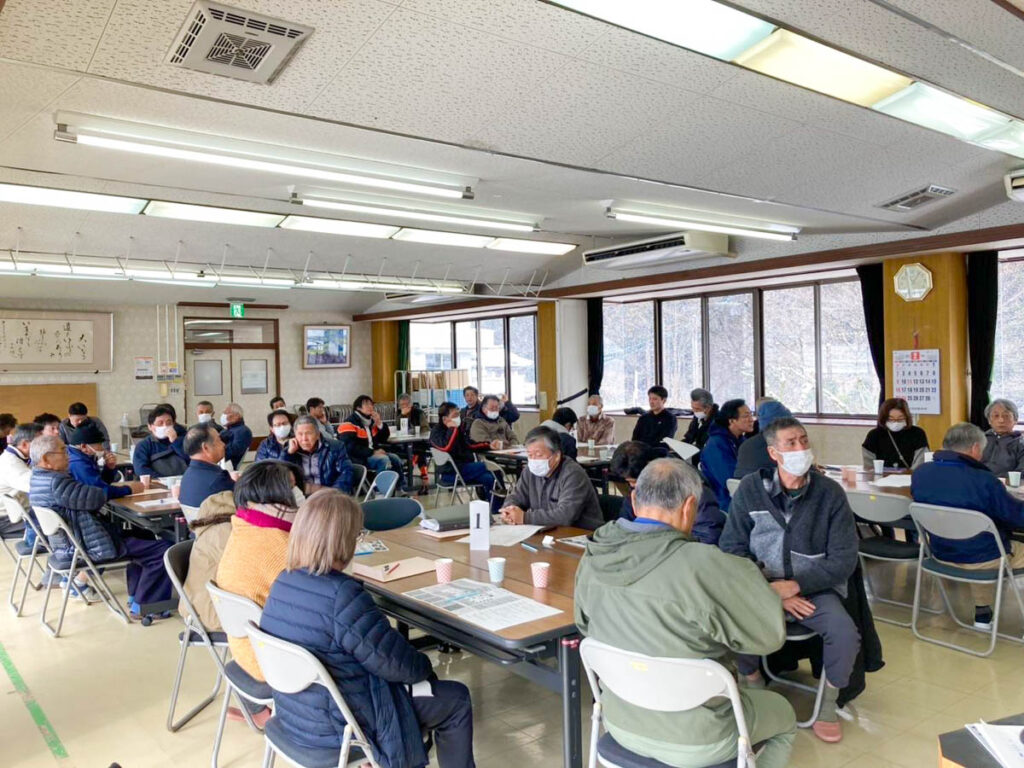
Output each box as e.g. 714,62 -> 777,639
882,252 -> 968,449
537,302 -> 557,420
370,320 -> 400,403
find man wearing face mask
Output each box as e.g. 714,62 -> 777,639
257,409 -> 295,461
195,400 -> 224,433
682,388 -> 717,452
469,394 -> 518,448
576,394 -> 615,446
133,405 -> 190,479
218,403 -> 252,470
460,386 -> 519,433
720,417 -> 859,744
66,423 -> 144,500
179,424 -> 236,519
499,426 -> 602,529
430,402 -> 497,505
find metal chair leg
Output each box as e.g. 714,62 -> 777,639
167,637 -> 225,732
210,684 -> 232,768
261,740 -> 274,768
41,568 -> 74,638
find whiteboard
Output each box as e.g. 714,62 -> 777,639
0,311 -> 113,373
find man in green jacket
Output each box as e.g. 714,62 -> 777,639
575,458 -> 796,768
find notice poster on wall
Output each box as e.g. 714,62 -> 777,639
893,349 -> 941,415
134,356 -> 154,380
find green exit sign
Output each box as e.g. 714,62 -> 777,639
229,302 -> 245,318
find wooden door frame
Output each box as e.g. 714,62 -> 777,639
183,316 -> 282,403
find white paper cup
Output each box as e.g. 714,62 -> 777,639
1010,471 -> 1022,488
110,442 -> 119,453
435,558 -> 453,584
586,439 -> 595,449
924,451 -> 934,463
487,557 -> 506,583
873,460 -> 885,475
140,474 -> 151,490
531,562 -> 551,588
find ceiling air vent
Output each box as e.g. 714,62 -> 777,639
166,1 -> 313,84
877,184 -> 956,212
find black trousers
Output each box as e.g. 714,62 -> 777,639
412,680 -> 475,768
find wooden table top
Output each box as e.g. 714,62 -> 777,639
109,486 -> 180,516
352,522 -> 588,644
485,445 -> 613,466
387,433 -> 430,444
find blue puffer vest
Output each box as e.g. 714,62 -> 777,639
29,468 -> 122,563
260,568 -> 432,768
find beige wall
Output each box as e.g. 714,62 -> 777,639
0,299 -> 371,435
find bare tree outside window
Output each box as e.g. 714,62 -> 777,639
602,301 -> 656,410
820,281 -> 877,414
992,259 -> 1024,414
661,297 -> 703,409
708,293 -> 755,403
479,318 -> 507,394
509,315 -> 538,405
763,286 -> 816,412
410,321 -> 452,370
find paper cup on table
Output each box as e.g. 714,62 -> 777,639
873,460 -> 885,476
487,557 -> 506,584
435,558 -> 453,584
170,484 -> 182,500
586,439 -> 595,450
140,474 -> 151,490
110,442 -> 119,453
1010,471 -> 1022,488
531,562 -> 551,589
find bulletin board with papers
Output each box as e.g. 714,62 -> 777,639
892,349 -> 940,415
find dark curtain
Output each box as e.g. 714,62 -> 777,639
397,320 -> 410,373
967,251 -> 999,428
856,264 -> 886,405
586,297 -> 604,395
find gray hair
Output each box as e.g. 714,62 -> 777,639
943,422 -> 987,453
690,388 -> 713,408
763,416 -> 807,448
524,425 -> 561,454
587,393 -> 603,405
12,422 -> 42,447
225,402 -> 243,417
985,398 -> 1019,423
634,458 -> 704,513
29,434 -> 63,465
293,415 -> 319,432
398,392 -> 411,403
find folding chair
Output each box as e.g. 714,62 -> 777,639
481,459 -> 513,503
246,621 -> 381,768
3,495 -> 53,616
726,478 -> 741,496
350,464 -> 368,499
0,499 -> 25,566
206,581 -> 275,768
361,497 -> 423,532
163,541 -> 228,732
847,490 -> 939,627
430,448 -> 475,505
760,625 -> 828,728
580,637 -> 758,768
663,437 -> 700,464
363,470 -> 399,502
33,505 -> 131,637
909,502 -> 1024,657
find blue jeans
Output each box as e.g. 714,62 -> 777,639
367,452 -> 406,491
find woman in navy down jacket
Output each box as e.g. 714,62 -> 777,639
260,489 -> 475,768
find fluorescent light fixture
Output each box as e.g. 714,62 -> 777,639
70,265 -> 126,277
873,83 -> 1010,141
279,215 -> 399,239
554,0 -> 774,60
607,209 -> 798,241
392,228 -> 495,248
41,272 -> 128,282
125,266 -> 174,280
15,262 -> 73,274
974,121 -> 1024,159
0,183 -> 147,215
216,275 -> 294,289
299,197 -> 536,232
143,200 -> 284,228
733,29 -> 911,107
136,278 -> 216,288
69,132 -> 469,199
305,278 -> 466,294
486,238 -> 577,255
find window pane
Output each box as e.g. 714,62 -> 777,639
763,287 -> 816,413
479,318 -> 507,394
820,281 -> 878,414
993,259 -> 1024,411
602,301 -> 656,411
455,321 -> 478,387
708,293 -> 754,404
661,298 -> 703,408
410,321 -> 451,370
509,315 -> 538,405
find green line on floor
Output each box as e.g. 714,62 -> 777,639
0,640 -> 69,760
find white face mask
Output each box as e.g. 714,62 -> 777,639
778,449 -> 814,477
886,421 -> 906,433
449,417 -> 461,428
485,410 -> 500,421
528,458 -> 551,477
219,413 -> 230,426
273,424 -> 291,440
197,413 -> 212,424
154,425 -> 170,440
292,485 -> 306,507
693,410 -> 706,420
586,405 -> 600,417
94,452 -> 106,468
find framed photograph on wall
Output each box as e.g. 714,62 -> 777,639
303,324 -> 351,369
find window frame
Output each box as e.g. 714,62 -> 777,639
603,277 -> 876,419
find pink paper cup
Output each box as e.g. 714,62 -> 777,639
531,562 -> 551,589
435,558 -> 453,584
140,474 -> 152,490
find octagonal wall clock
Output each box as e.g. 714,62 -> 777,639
893,263 -> 933,302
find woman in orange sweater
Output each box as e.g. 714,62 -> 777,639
215,460 -> 303,726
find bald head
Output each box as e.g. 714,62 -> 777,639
632,458 -> 702,534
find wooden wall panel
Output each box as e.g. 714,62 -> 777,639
0,382 -> 97,424
370,321 -> 400,403
537,302 -> 557,420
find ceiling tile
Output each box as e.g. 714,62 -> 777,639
0,0 -> 116,71
0,62 -> 80,144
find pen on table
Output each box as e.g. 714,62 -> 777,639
384,562 -> 401,575
521,542 -> 538,553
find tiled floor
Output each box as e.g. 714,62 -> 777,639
2,548 -> 1024,768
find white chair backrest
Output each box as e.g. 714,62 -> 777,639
2,494 -> 26,523
726,478 -> 741,495
32,505 -> 66,537
909,502 -> 999,542
178,503 -> 202,523
206,581 -> 263,639
662,438 -> 699,463
430,448 -> 453,468
580,637 -> 742,713
369,470 -> 399,500
847,490 -> 912,525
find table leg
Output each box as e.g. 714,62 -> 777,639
601,468 -> 609,496
405,444 -> 415,491
559,637 -> 582,768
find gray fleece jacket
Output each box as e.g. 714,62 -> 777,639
505,456 -> 603,530
982,430 -> 1024,478
719,468 -> 858,597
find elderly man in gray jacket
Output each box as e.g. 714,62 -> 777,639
499,426 -> 602,530
982,398 -> 1024,478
